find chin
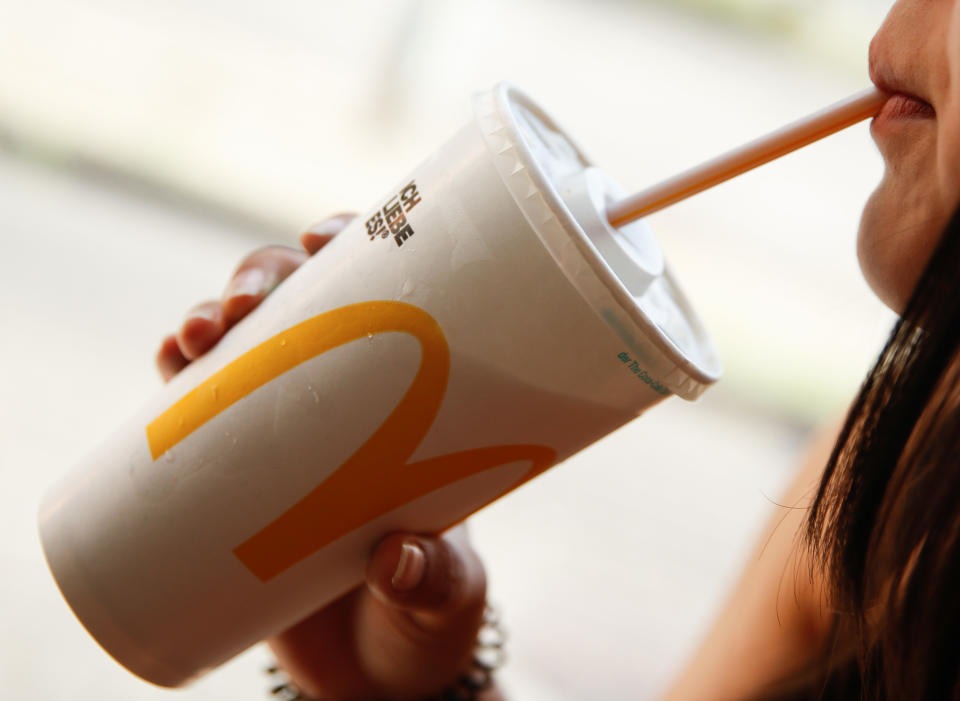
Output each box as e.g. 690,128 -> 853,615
858,183 -> 948,316
857,182 -> 904,313
857,179 -> 920,314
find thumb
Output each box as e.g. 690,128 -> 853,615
356,526 -> 488,697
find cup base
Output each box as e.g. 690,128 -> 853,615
39,500 -> 196,688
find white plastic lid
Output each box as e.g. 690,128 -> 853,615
474,83 -> 722,399
558,167 -> 664,298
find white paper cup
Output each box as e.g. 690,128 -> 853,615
38,83 -> 721,687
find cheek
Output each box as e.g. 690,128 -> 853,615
939,112 -> 960,210
942,4 -> 960,201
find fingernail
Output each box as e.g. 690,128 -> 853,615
305,215 -> 353,237
225,268 -> 267,300
391,540 -> 426,592
185,305 -> 219,324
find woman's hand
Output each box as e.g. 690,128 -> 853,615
156,214 -> 496,701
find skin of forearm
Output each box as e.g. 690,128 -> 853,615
658,422 -> 840,701
489,425 -> 840,701
479,685 -> 507,701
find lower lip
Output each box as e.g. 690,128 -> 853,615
873,94 -> 936,129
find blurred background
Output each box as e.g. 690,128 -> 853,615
1,0 -> 898,699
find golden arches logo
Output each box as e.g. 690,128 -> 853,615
146,301 -> 556,582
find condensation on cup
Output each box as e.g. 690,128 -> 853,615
38,83 -> 721,687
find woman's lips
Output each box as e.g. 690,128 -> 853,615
875,93 -> 936,123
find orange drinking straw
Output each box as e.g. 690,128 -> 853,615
606,87 -> 887,228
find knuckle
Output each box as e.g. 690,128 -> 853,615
429,538 -> 486,613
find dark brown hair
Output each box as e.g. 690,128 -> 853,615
776,206 -> 960,699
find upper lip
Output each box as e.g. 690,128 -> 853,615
869,48 -> 933,110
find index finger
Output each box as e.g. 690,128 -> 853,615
222,245 -> 308,326
300,213 -> 357,255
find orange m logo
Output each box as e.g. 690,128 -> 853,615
146,301 -> 556,582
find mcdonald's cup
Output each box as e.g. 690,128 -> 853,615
38,84 -> 721,686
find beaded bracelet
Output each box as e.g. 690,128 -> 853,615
265,603 -> 506,701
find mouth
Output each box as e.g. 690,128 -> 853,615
868,59 -> 936,131
875,93 -> 936,123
